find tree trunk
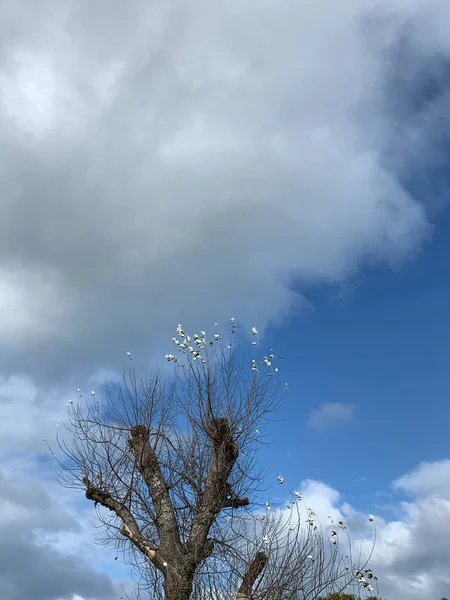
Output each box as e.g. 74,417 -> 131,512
163,570 -> 194,600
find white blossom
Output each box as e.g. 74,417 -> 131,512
294,491 -> 302,500
251,327 -> 258,335
368,514 -> 375,522
277,474 -> 284,484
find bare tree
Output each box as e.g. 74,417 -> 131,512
54,321 -> 376,600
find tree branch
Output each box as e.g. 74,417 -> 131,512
224,497 -> 250,509
127,425 -> 182,554
82,476 -> 157,562
187,418 -> 240,558
236,551 -> 268,599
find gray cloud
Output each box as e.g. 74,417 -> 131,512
0,468 -> 117,600
3,0 -> 450,385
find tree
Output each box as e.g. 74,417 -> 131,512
54,320 -> 376,600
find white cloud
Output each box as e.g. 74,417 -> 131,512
292,459 -> 450,600
308,402 -> 355,432
394,459 -> 450,498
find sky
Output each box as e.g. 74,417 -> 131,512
1,0 -> 450,598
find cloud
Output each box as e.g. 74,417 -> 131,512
368,459 -> 450,599
289,459 -> 450,600
393,459 -> 450,498
3,0 -> 450,384
308,402 -> 355,432
0,467 -> 117,600
0,374 -> 75,456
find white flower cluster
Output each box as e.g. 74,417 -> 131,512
306,507 -> 317,529
355,568 -> 377,593
165,324 -> 207,364
251,345 -> 283,381
164,321 -> 286,388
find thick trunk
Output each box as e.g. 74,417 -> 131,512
163,571 -> 194,600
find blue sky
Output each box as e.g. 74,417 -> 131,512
262,208 -> 450,500
3,1 -> 450,599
